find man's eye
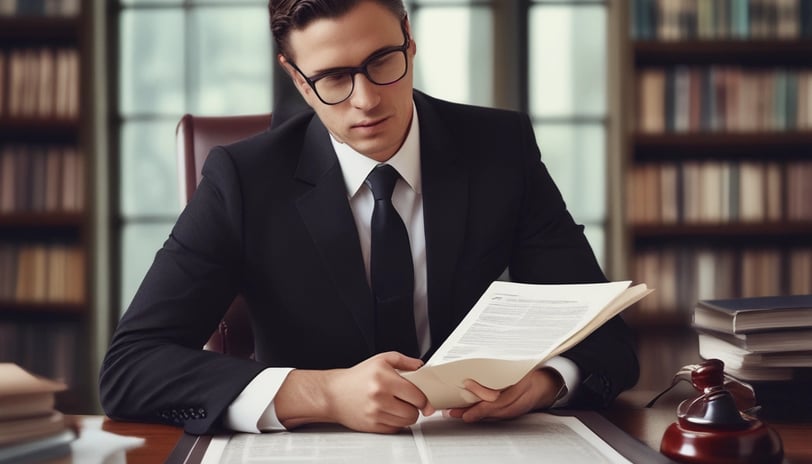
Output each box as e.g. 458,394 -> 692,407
318,73 -> 349,87
369,53 -> 396,70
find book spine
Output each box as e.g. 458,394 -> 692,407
633,245 -> 811,316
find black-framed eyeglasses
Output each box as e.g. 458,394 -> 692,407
286,21 -> 410,105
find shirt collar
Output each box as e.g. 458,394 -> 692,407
331,103 -> 421,198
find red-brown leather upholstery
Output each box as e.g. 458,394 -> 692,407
175,113 -> 272,358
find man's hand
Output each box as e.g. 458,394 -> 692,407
445,368 -> 565,422
275,352 -> 433,433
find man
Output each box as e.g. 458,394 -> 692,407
100,0 -> 639,435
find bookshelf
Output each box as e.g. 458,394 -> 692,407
0,0 -> 92,412
621,1 -> 812,328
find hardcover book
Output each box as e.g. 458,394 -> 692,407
693,294 -> 812,334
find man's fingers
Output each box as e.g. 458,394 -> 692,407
370,352 -> 429,411
379,404 -> 420,426
462,379 -> 500,402
380,351 -> 424,372
394,383 -> 429,411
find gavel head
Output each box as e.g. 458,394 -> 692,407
690,358 -> 725,393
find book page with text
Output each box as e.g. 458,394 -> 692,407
201,413 -> 631,464
401,281 -> 651,408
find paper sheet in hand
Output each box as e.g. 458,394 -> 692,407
401,280 -> 651,409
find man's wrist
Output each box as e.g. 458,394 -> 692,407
540,367 -> 567,407
224,367 -> 294,433
275,369 -> 333,429
541,356 -> 580,406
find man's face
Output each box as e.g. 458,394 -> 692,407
280,1 -> 416,162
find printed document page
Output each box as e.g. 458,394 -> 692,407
428,281 -> 635,363
201,413 -> 631,464
204,426 -> 419,464
401,281 -> 650,408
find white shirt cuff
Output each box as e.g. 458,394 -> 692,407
223,367 -> 294,433
541,356 -> 580,407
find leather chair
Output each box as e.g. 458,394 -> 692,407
175,113 -> 272,358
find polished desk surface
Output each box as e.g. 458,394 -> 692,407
99,417 -> 183,463
95,395 -> 812,464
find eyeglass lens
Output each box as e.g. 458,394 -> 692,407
313,50 -> 407,104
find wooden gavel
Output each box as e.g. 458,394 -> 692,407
658,359 -> 783,464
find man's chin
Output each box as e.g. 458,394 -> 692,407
350,141 -> 396,162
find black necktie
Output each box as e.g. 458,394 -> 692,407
366,164 -> 419,357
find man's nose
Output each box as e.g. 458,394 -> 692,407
349,73 -> 381,110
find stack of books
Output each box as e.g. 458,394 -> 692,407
693,294 -> 812,420
0,363 -> 75,464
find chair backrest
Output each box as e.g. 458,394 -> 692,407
175,113 -> 272,358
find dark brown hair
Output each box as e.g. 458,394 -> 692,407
269,0 -> 407,58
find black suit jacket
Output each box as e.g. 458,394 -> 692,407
100,91 -> 639,434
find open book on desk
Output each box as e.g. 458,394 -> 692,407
401,280 -> 652,409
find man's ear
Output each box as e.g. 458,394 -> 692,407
404,17 -> 416,56
278,54 -> 310,97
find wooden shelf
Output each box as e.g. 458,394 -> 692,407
0,1 -> 94,414
0,301 -> 85,316
0,213 -> 85,229
0,17 -> 80,41
630,222 -> 812,239
623,6 -> 812,397
0,118 -> 81,140
634,40 -> 812,66
616,17 -> 812,326
633,132 -> 812,159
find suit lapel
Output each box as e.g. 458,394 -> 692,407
414,92 -> 469,349
294,117 -> 375,353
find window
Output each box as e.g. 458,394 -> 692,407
116,0 -> 272,312
408,1 -> 494,106
528,0 -> 609,264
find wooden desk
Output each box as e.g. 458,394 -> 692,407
94,406 -> 812,464
100,418 -> 182,463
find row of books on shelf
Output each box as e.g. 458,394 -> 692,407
692,294 -> 812,420
0,363 -> 75,463
0,47 -> 80,121
0,324 -> 78,388
636,67 -> 812,133
627,160 -> 812,224
630,246 -> 812,320
631,0 -> 812,40
0,243 -> 86,304
0,0 -> 80,17
0,144 -> 84,214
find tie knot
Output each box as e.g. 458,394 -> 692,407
365,164 -> 400,201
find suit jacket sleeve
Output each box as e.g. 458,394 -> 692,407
99,147 -> 266,434
508,112 -> 639,408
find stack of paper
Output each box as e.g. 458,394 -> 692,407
0,363 -> 75,464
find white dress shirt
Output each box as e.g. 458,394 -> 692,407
224,105 -> 578,432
